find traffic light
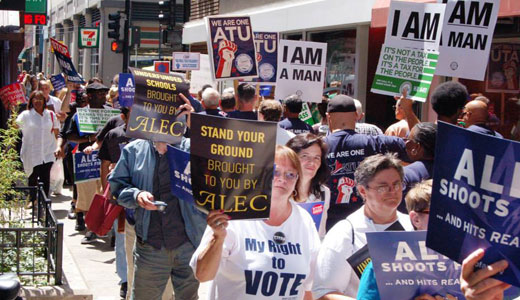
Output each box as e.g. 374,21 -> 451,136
111,40 -> 124,53
108,12 -> 121,40
158,1 -> 173,27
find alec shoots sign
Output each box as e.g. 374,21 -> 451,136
118,73 -> 135,107
166,145 -> 193,204
190,114 -> 276,219
427,122 -> 520,288
73,151 -> 101,183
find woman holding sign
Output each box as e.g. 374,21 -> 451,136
286,133 -> 331,238
16,91 -> 60,200
312,154 -> 413,299
190,146 -> 321,300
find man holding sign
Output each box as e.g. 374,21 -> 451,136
109,92 -> 205,300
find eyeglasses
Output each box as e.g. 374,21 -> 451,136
299,154 -> 321,164
366,182 -> 404,194
273,169 -> 299,181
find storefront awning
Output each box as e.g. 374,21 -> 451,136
182,0 -> 377,44
371,0 -> 520,28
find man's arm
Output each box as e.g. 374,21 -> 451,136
396,89 -> 420,132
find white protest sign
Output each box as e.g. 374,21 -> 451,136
77,108 -> 121,133
189,54 -> 216,95
385,1 -> 446,51
436,0 -> 500,81
172,52 -> 200,71
274,40 -> 327,103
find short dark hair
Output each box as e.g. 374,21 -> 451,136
431,82 -> 468,118
286,133 -> 330,197
120,106 -> 130,117
220,92 -> 236,110
411,122 -> 437,158
354,154 -> 403,188
28,91 -> 47,109
284,95 -> 303,113
237,83 -> 256,103
201,84 -> 213,93
258,100 -> 283,121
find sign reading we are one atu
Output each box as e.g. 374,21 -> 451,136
79,28 -> 100,48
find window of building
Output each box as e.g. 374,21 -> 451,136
90,47 -> 99,77
309,29 -> 357,97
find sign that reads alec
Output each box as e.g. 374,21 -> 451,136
0,82 -> 26,109
78,28 -> 100,48
118,73 -> 135,107
127,68 -> 189,144
206,16 -> 258,81
172,52 -> 200,71
427,122 -> 520,288
372,1 -> 444,102
190,114 -> 276,219
73,150 -> 101,183
436,0 -> 500,81
49,38 -> 85,84
367,231 -> 464,300
274,40 -> 327,103
486,43 -> 520,93
252,32 -> 278,85
166,145 -> 193,204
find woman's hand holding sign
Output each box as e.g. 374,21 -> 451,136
460,248 -> 511,300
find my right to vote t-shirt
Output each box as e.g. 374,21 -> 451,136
190,202 -> 321,300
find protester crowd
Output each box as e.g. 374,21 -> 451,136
6,69 -> 517,300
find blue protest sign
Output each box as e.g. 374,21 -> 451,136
252,32 -> 278,85
118,73 -> 135,107
206,16 -> 258,81
427,122 -> 520,288
166,145 -> 193,204
50,38 -> 85,84
50,74 -> 66,92
367,231 -> 464,299
296,201 -> 324,232
73,151 -> 101,183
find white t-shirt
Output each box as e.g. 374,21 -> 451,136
46,95 -> 63,115
190,202 -> 321,300
276,125 -> 296,145
303,185 -> 330,239
312,205 -> 413,299
16,108 -> 59,176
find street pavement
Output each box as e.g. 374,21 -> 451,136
51,186 -> 210,300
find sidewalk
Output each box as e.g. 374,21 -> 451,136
51,186 -> 210,300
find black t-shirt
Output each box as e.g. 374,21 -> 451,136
279,117 -> 314,134
96,115 -> 124,141
324,129 -> 408,230
398,160 -> 434,213
98,124 -> 131,163
227,110 -> 258,120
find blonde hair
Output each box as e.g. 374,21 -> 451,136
405,179 -> 432,213
275,145 -> 302,202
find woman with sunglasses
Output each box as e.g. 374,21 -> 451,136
313,154 -> 413,300
190,146 -> 321,300
286,133 -> 330,238
16,91 -> 60,199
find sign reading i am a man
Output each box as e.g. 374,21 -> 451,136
79,28 -> 100,48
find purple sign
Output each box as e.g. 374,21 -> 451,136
206,16 -> 258,81
252,32 -> 278,85
166,145 -> 193,204
50,74 -> 66,92
427,122 -> 520,288
118,73 -> 135,107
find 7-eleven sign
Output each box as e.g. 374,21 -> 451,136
79,27 -> 100,48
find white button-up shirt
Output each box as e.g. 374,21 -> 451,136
16,108 -> 60,176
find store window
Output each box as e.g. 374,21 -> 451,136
309,29 -> 357,97
90,48 -> 99,77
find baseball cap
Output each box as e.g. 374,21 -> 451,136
327,95 -> 356,113
86,82 -> 109,92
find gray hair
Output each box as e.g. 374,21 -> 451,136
353,99 -> 363,115
202,88 -> 220,107
354,154 -> 403,187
